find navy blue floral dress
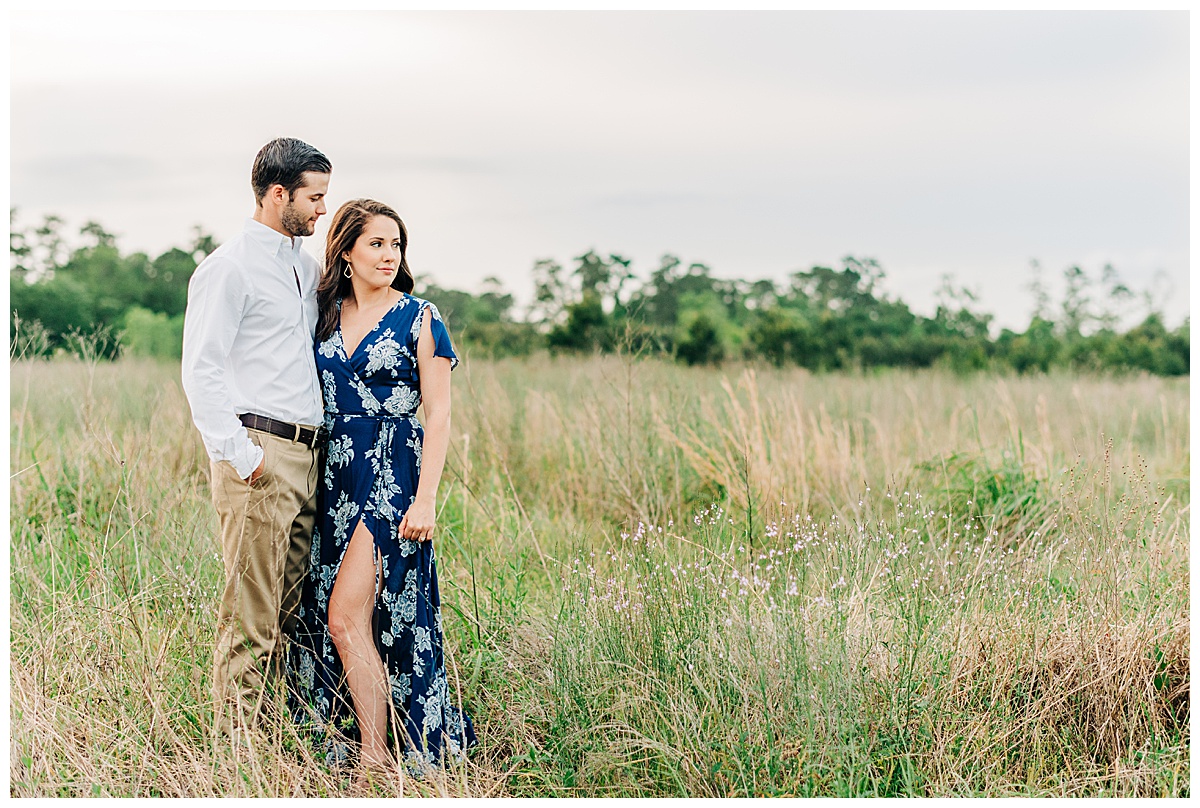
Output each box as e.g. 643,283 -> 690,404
288,294 -> 476,767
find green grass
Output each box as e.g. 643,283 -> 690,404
8,351 -> 1189,796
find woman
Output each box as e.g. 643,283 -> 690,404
288,198 -> 476,772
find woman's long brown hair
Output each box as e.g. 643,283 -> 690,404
316,198 -> 415,344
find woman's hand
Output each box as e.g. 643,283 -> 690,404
399,497 -> 436,542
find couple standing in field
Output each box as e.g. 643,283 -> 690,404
181,138 -> 476,777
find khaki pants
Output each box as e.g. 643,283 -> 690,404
210,428 -> 319,736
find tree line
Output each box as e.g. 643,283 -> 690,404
9,211 -> 1189,376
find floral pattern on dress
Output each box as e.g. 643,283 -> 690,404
288,295 -> 476,768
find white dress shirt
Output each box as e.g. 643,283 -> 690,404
182,218 -> 325,479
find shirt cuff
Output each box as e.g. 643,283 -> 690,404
229,441 -> 265,481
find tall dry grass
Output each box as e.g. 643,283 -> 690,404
8,349 -> 1189,796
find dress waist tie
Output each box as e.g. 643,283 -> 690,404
332,412 -> 422,524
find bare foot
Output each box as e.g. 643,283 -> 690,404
351,757 -> 397,795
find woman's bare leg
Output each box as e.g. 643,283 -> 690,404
327,521 -> 389,766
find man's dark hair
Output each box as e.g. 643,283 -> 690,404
251,138 -> 332,204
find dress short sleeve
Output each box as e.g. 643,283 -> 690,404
420,301 -> 459,371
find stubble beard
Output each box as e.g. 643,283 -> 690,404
281,202 -> 315,238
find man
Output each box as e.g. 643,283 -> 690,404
182,137 -> 331,737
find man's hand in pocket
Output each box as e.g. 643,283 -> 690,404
246,455 -> 265,486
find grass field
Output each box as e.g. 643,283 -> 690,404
8,350 -> 1190,796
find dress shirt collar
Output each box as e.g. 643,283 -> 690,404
244,217 -> 302,261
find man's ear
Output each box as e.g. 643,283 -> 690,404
267,183 -> 288,207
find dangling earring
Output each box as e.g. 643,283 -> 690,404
343,262 -> 353,279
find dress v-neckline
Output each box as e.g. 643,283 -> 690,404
339,294 -> 407,359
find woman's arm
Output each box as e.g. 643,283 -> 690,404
399,311 -> 453,542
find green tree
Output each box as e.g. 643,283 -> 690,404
748,305 -> 816,367
995,317 -> 1059,374
121,306 -> 184,358
675,310 -> 724,365
143,248 -> 197,316
924,276 -> 994,372
530,258 -> 567,326
80,220 -> 117,250
420,276 -> 538,358
548,293 -> 608,353
1059,264 -> 1093,339
9,273 -> 95,350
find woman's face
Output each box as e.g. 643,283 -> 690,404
343,215 -> 402,292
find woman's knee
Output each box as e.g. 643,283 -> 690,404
327,600 -> 369,651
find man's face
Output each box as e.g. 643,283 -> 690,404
280,171 -> 330,237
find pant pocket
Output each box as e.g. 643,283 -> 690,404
248,431 -> 270,487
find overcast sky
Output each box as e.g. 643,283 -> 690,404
9,10 -> 1189,329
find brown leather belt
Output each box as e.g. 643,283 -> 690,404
238,413 -> 326,448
